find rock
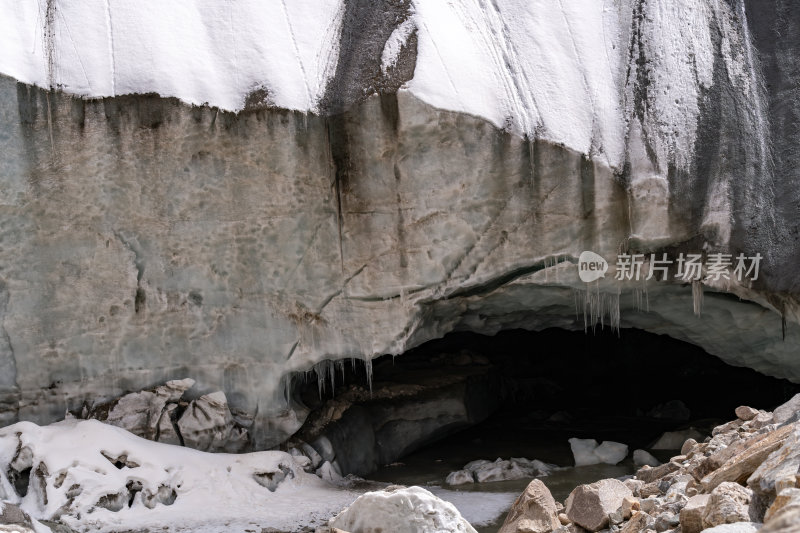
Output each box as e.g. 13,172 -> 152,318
97,378 -> 194,442
703,422 -> 796,492
498,479 -> 562,533
654,512 -> 679,532
554,525 -> 587,533
744,412 -> 775,431
633,450 -> 661,467
735,406 -> 760,422
679,494 -> 709,533
446,469 -> 475,486
702,482 -> 752,528
316,461 -> 343,483
764,487 -> 800,523
176,391 -> 249,453
640,482 -> 663,498
559,513 -> 570,525
701,524 -> 762,533
565,479 -> 633,531
639,497 -> 660,514
651,429 -> 706,450
569,439 -> 628,466
624,479 -> 645,497
450,457 -> 557,485
636,462 -> 680,484
747,424 -> 800,520
621,496 -> 640,519
0,502 -> 33,529
620,511 -> 653,533
329,486 -> 477,533
681,439 -> 698,456
647,400 -> 691,421
773,394 -> 800,425
761,487 -> 800,533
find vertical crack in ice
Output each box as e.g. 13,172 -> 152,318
103,0 -> 116,96
278,0 -> 314,108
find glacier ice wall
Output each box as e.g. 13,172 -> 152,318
0,0 -> 799,448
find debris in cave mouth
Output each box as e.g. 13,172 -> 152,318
71,378 -> 251,453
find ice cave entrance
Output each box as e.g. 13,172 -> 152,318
289,327 -> 800,498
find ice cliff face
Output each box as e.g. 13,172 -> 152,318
0,0 -> 799,448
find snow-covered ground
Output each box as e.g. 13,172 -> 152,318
0,419 -> 515,532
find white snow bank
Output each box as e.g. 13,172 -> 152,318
569,438 -> 628,466
0,419 -> 360,532
329,485 -> 478,533
0,0 -> 760,169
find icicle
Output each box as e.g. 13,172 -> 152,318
575,286 -> 620,334
364,357 -> 373,394
692,281 -> 703,316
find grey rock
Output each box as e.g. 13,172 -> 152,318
736,406 -> 760,422
566,479 -> 633,532
498,479 -> 562,533
703,482 -> 753,529
680,494 -> 709,533
748,424 -> 800,521
773,394 -> 800,425
177,391 -> 248,453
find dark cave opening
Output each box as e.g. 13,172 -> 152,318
289,327 -> 800,482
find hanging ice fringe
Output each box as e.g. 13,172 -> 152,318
573,286 -> 620,333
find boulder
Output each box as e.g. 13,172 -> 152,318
633,450 -> 661,467
619,511 -> 653,533
764,487 -> 800,523
702,422 -> 796,492
0,502 -> 33,529
328,486 -> 477,533
497,479 -> 561,533
702,482 -> 752,529
568,438 -> 628,466
681,438 -> 698,456
747,424 -> 800,520
99,378 -> 195,441
565,479 -> 632,531
761,487 -> 800,533
773,393 -> 800,425
679,494 -> 709,533
177,391 -> 249,452
636,461 -> 680,484
621,496 -> 640,519
735,406 -> 760,421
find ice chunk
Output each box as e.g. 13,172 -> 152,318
633,449 -> 661,467
569,438 -> 628,466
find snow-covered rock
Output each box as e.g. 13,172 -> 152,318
0,419 -> 361,532
328,485 -> 477,533
446,457 -> 558,485
569,438 -> 628,467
